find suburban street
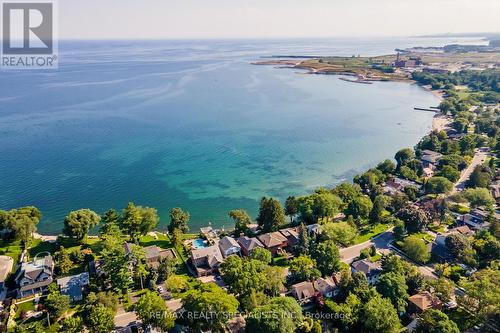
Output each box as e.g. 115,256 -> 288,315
453,148 -> 488,193
340,229 -> 394,263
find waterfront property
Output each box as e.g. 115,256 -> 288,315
237,235 -> 264,256
124,243 -> 177,268
190,245 -> 224,277
15,255 -> 54,298
218,236 -> 241,258
257,232 -> 288,256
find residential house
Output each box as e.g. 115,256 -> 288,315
15,255 -> 54,298
57,272 -> 89,302
383,177 -> 421,195
458,208 -> 494,231
124,243 -> 177,269
0,256 -> 13,295
314,277 -> 336,298
351,259 -> 382,285
291,281 -> 316,305
280,227 -> 300,250
237,236 -> 264,257
190,245 -> 223,277
257,232 -> 288,256
420,150 -> 443,167
218,236 -> 241,258
306,224 -> 322,237
408,291 -> 442,315
490,180 -> 500,205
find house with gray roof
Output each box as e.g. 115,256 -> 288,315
57,272 -> 89,301
218,236 -> 240,258
15,255 -> 54,298
190,245 -> 223,277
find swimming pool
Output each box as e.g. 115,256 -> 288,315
192,238 -> 208,249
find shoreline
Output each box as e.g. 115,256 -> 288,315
32,64 -> 450,239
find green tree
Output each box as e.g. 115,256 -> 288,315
362,294 -> 400,333
445,233 -> 477,267
121,203 -> 159,241
63,209 -> 101,241
136,291 -> 175,331
312,240 -> 341,276
289,255 -> 321,282
156,256 -> 177,282
376,272 -> 408,313
44,284 -> 70,319
436,165 -> 460,182
246,297 -> 303,333
294,223 -> 310,255
369,195 -> 391,223
0,206 -> 41,249
466,165 -> 492,188
249,247 -> 272,264
324,294 -> 361,330
415,309 -> 460,333
395,148 -> 415,169
55,246 -> 73,275
461,187 -> 495,208
229,209 -> 252,235
87,304 -> 115,333
100,209 -> 120,235
402,236 -> 430,263
321,221 -> 359,247
377,159 -> 396,174
284,196 -> 298,223
256,197 -> 285,232
397,206 -> 430,233
183,283 -> 239,331
346,195 -> 373,220
458,269 -> 500,322
430,278 -> 454,303
62,316 -> 84,333
100,234 -> 132,293
425,176 -> 454,195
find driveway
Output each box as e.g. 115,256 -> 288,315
340,230 -> 394,263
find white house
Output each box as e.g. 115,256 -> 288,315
15,255 -> 54,298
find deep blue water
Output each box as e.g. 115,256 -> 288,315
0,37 -> 478,233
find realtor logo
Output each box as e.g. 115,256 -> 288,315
1,1 -> 58,69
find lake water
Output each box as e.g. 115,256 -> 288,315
0,37 -> 478,234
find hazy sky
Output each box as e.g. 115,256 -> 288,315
59,0 -> 500,39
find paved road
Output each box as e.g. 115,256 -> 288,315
340,229 -> 394,263
453,149 -> 488,193
114,311 -> 139,331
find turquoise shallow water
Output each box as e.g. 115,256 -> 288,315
0,38 -> 467,233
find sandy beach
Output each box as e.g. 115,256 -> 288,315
432,114 -> 452,132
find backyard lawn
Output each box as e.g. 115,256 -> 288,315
0,239 -> 22,269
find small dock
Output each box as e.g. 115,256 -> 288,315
414,107 -> 439,112
339,77 -> 373,84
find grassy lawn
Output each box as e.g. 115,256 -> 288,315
273,255 -> 289,267
411,232 -> 435,243
14,300 -> 36,320
28,239 -> 56,259
428,224 -> 446,233
354,223 -> 391,244
0,239 -> 23,268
